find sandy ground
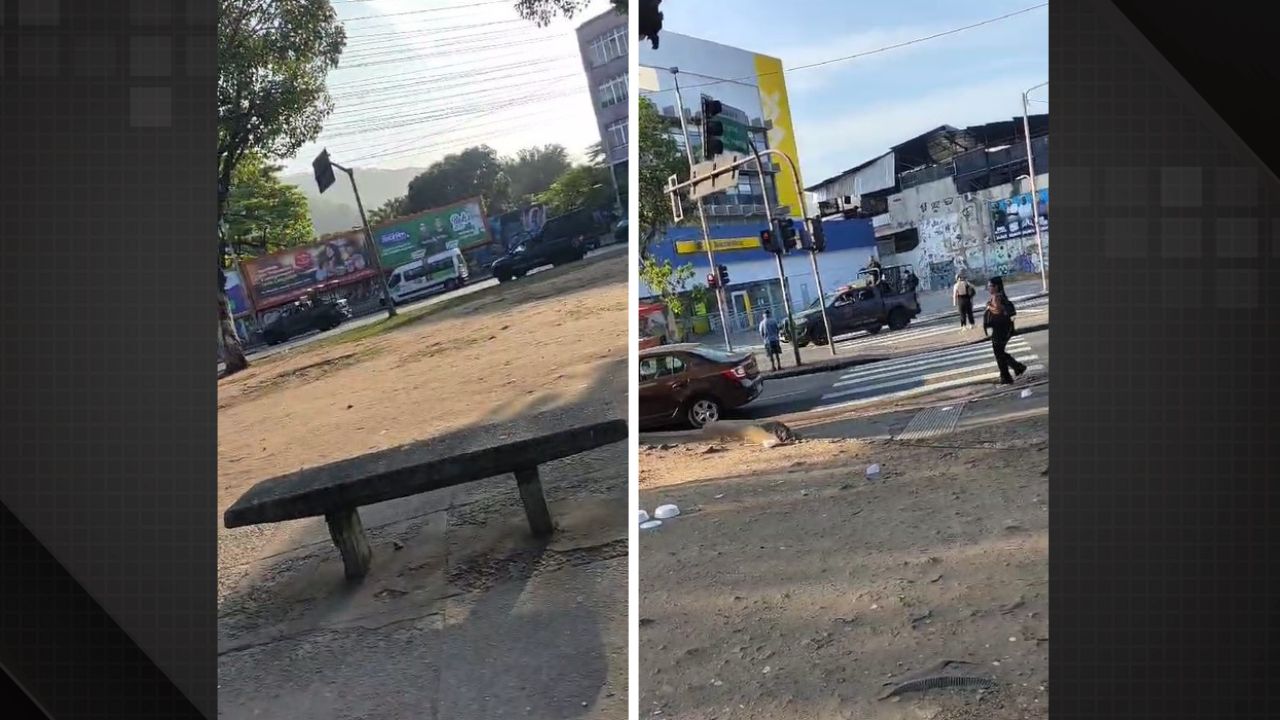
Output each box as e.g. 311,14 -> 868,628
638,400 -> 1048,720
217,254 -> 628,719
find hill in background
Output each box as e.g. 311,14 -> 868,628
282,166 -> 425,236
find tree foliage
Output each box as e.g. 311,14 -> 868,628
404,145 -> 511,216
638,97 -> 688,257
639,257 -> 696,320
537,164 -> 615,215
514,0 -> 626,26
217,0 -> 346,215
222,153 -> 315,262
368,196 -> 408,226
503,144 -> 572,202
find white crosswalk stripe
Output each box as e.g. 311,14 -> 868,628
814,337 -> 1043,411
830,296 -> 1049,351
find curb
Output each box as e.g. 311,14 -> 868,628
761,321 -> 1050,380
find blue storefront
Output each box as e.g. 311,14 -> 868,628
641,217 -> 878,330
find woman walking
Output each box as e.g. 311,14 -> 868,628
952,273 -> 976,331
983,276 -> 1027,385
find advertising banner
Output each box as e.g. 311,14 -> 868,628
241,230 -> 378,309
371,198 -> 493,271
224,269 -> 253,317
989,188 -> 1049,242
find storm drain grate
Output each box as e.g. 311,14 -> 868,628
896,402 -> 966,441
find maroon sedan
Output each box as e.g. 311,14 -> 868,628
639,344 -> 764,430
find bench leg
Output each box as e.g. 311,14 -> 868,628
514,466 -> 554,537
325,508 -> 372,582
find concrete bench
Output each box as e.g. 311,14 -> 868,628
224,418 -> 628,582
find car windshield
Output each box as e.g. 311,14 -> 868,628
809,292 -> 842,310
690,347 -> 742,364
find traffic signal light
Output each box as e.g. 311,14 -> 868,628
638,0 -> 663,49
810,216 -> 826,252
717,264 -> 730,286
701,96 -> 725,161
777,218 -> 798,251
707,272 -> 718,289
759,228 -> 778,253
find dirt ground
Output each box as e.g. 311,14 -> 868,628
638,405 -> 1048,720
217,254 -> 628,719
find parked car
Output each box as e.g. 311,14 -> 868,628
491,207 -> 594,282
783,267 -> 921,347
639,344 -> 763,430
260,298 -> 348,345
383,248 -> 469,306
613,218 -> 628,243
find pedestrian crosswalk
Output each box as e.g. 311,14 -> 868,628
815,335 -> 1044,411
829,296 -> 1050,352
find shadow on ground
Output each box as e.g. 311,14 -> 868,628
217,358 -> 628,719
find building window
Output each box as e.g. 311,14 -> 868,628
607,119 -> 628,152
588,26 -> 627,67
598,74 -> 627,108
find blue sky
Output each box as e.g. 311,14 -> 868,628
283,0 -> 613,174
657,0 -> 1049,184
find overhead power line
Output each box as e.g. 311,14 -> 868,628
640,3 -> 1049,95
340,1 -> 510,24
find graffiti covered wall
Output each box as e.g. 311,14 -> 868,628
878,174 -> 1049,291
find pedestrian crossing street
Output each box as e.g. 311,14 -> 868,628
829,295 -> 1050,352
814,334 -> 1044,412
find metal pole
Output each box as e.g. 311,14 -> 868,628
1022,83 -> 1048,293
746,134 -> 801,368
770,150 -> 837,357
671,68 -> 733,350
334,162 -> 397,318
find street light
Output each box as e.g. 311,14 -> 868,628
1021,81 -> 1048,293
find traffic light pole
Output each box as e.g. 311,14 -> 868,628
746,134 -> 802,368
671,68 -> 733,351
331,160 -> 396,319
769,150 -> 837,358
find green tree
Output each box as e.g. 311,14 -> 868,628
638,97 -> 688,258
537,165 -> 614,215
404,145 -> 511,216
368,196 -> 408,226
514,0 -> 626,25
222,154 -> 315,260
503,144 -> 572,202
586,141 -> 607,167
218,0 -> 345,374
639,257 -> 696,341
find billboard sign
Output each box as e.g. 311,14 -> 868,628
371,197 -> 493,270
241,230 -> 378,309
989,188 -> 1049,242
224,269 -> 253,317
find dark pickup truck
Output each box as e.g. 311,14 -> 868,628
783,275 -> 921,347
491,208 -> 597,282
260,298 -> 351,345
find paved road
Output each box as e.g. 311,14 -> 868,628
226,243 -> 625,366
737,327 -> 1049,419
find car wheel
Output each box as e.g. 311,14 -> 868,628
888,308 -> 910,331
444,278 -> 459,291
686,397 -> 722,429
811,328 -> 829,346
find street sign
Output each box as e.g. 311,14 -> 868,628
717,116 -> 751,156
687,154 -> 742,201
312,149 -> 336,194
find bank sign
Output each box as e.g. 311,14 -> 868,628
371,197 -> 494,270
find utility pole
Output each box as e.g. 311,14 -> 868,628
1021,81 -> 1048,293
746,133 -> 801,367
331,160 -> 397,318
670,67 -> 733,350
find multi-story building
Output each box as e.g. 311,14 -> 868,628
575,9 -> 628,204
806,116 -> 1049,291
637,32 -> 884,331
